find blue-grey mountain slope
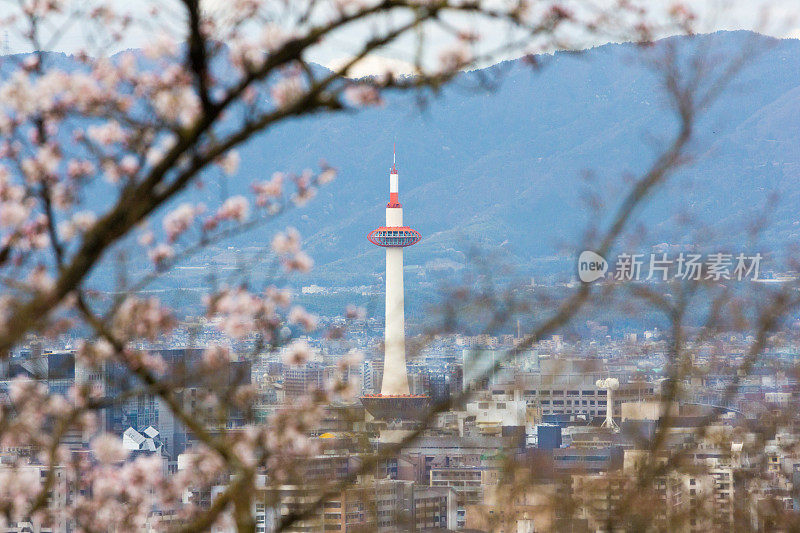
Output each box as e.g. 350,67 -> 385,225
221,31 -> 800,287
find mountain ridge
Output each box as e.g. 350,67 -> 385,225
5,31 -> 798,294
254,30 -> 800,285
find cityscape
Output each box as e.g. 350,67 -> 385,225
4,157 -> 800,532
0,1 -> 799,532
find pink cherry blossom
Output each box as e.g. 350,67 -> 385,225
282,339 -> 313,366
345,304 -> 367,320
87,120 -> 126,145
162,203 -> 196,242
72,211 -> 97,231
271,227 -> 301,254
144,33 -> 177,59
0,200 -> 29,227
283,250 -> 314,272
59,210 -> 97,240
265,285 -> 292,307
138,230 -> 154,247
217,195 -> 249,222
288,305 -> 317,331
216,150 -> 240,176
148,243 -> 174,265
27,265 -> 54,293
252,172 -> 284,206
114,296 -> 174,341
345,85 -> 384,107
201,344 -> 232,370
118,154 -> 138,176
91,433 -> 128,464
270,75 -> 304,108
340,348 -> 364,368
76,338 -> 115,367
317,167 -> 337,185
438,43 -> 474,73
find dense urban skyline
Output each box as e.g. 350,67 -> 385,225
0,1 -> 797,531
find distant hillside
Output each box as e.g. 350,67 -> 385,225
200,30 -> 800,288
10,31 -> 800,303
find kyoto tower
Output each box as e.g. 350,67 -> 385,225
361,149 -> 428,422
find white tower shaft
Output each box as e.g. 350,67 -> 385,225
381,178 -> 409,395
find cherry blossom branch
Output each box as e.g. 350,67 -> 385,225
73,292 -> 247,472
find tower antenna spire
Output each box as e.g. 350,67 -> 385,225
392,143 -> 396,173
